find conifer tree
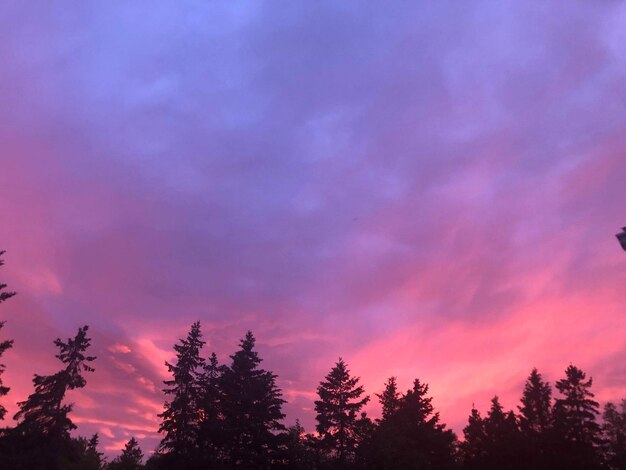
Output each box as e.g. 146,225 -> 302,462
219,331 -> 286,468
602,399 -> 626,470
553,365 -> 603,469
0,250 -> 15,421
519,368 -> 552,435
197,352 -> 224,465
157,321 -> 205,461
376,376 -> 400,422
109,437 -> 144,470
518,368 -> 553,468
369,378 -> 457,469
15,325 -> 96,437
461,406 -> 487,469
314,358 -> 369,465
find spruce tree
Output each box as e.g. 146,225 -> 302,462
553,365 -> 603,469
0,250 -> 15,421
518,368 -> 553,468
157,321 -> 205,462
369,378 -> 457,469
462,406 -> 488,469
602,399 -> 626,470
109,437 -> 144,470
15,325 -> 96,436
376,376 -> 400,422
314,358 -> 369,465
197,352 -> 224,465
219,331 -> 285,468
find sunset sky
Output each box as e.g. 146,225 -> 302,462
1,0 -> 625,457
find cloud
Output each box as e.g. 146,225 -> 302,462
1,0 -> 625,456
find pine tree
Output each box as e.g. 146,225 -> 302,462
369,378 -> 457,469
602,399 -> 626,470
197,352 -> 224,465
519,368 -> 552,435
314,358 -> 369,465
109,437 -> 144,470
518,368 -> 553,468
157,321 -> 205,461
462,406 -> 488,469
376,376 -> 400,422
219,331 -> 286,468
14,325 -> 96,437
462,397 -> 521,470
553,365 -> 603,469
0,250 -> 15,421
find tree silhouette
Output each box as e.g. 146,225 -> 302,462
368,378 -> 457,469
553,365 -> 603,469
602,399 -> 626,470
376,376 -> 400,422
219,330 -> 286,468
0,250 -> 15,421
314,358 -> 369,466
518,368 -> 553,468
196,351 -> 225,466
462,406 -> 488,469
15,325 -> 96,437
157,321 -> 205,463
109,437 -> 144,470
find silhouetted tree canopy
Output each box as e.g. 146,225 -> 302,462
367,378 -> 457,469
0,250 -> 15,421
110,437 -> 144,470
15,325 -> 96,437
219,330 -> 286,468
314,358 -> 370,466
157,321 -> 205,463
552,365 -> 604,469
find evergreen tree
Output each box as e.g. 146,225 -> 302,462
376,376 -> 400,422
314,358 -> 369,465
109,437 -> 144,470
519,368 -> 552,435
63,433 -> 105,470
553,365 -> 603,469
368,378 -> 457,469
219,331 -> 286,468
518,368 -> 553,468
14,325 -> 96,436
461,406 -> 488,469
462,397 -> 521,470
0,250 -> 15,421
602,399 -> 626,470
197,351 -> 225,465
157,321 -> 205,462
281,420 -> 317,470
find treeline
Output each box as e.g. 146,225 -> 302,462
1,251 -> 626,469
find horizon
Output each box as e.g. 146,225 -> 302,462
1,0 -> 625,460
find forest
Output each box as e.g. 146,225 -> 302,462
0,250 -> 625,470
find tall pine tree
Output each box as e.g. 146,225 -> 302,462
0,250 -> 15,421
553,365 -> 603,469
314,358 -> 369,465
219,331 -> 285,468
15,325 -> 96,437
602,399 -> 626,470
368,378 -> 457,469
157,321 -> 205,462
196,351 -> 224,465
518,368 -> 553,468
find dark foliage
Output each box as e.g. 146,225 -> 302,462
109,437 -> 144,470
365,378 -> 457,469
314,358 -> 370,466
0,250 -> 15,421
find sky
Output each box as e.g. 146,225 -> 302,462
1,0 -> 626,458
